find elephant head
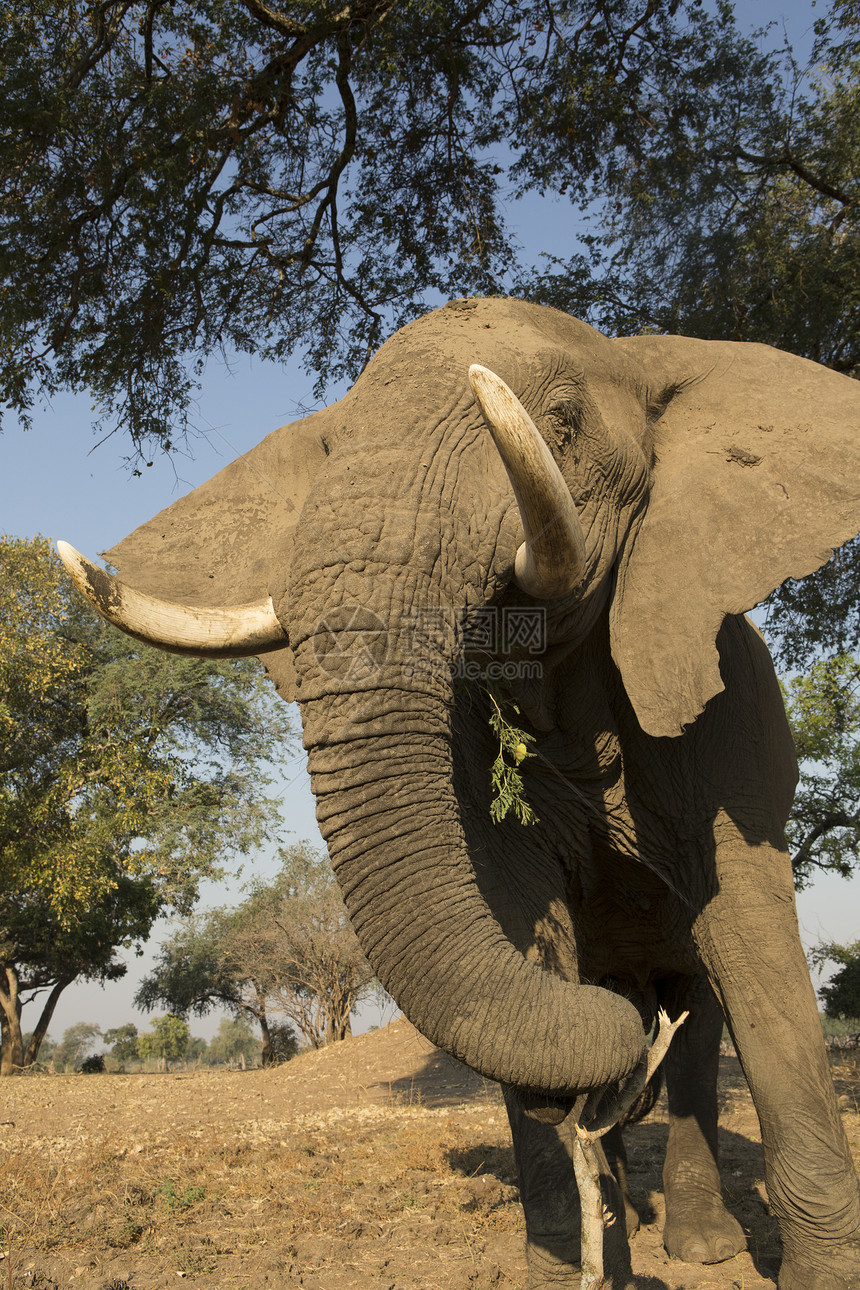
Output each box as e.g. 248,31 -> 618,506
60,297 -> 860,1103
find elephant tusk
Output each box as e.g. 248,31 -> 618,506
56,541 -> 289,656
469,364 -> 587,598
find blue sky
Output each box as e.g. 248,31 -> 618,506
2,0 -> 853,1045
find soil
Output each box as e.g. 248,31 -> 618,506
0,1018 -> 857,1290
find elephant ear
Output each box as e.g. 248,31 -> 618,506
609,335 -> 860,738
103,408 -> 334,702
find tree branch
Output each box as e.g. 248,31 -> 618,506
65,0 -> 137,92
732,146 -> 856,208
792,811 -> 860,875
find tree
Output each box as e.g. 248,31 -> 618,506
810,940 -> 860,1020
0,535 -> 293,1074
137,1013 -> 191,1069
780,657 -> 860,888
134,903 -> 284,1064
206,1016 -> 259,1067
228,843 -> 378,1048
52,1021 -> 102,1073
104,1022 -> 140,1065
137,841 -> 376,1052
21,1031 -> 55,1068
540,3 -> 860,376
1,0 -> 801,461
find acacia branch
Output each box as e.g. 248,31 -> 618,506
237,0 -> 308,38
572,1123 -> 615,1290
584,1008 -> 687,1137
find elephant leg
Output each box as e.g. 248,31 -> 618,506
658,972 -> 747,1263
694,826 -> 860,1289
502,1085 -> 635,1290
601,1122 -> 641,1238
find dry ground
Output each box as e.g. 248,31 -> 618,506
0,1019 -> 857,1290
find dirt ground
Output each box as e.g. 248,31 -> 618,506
0,1019 -> 857,1290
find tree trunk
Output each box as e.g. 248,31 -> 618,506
253,989 -> 274,1066
23,975 -> 73,1068
0,965 -> 24,1076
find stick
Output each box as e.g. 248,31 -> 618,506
585,1008 -> 688,1137
572,1122 -> 612,1290
572,1008 -> 689,1287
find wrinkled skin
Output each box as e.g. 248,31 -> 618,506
95,299 -> 860,1288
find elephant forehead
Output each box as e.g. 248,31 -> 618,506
353,297 -> 633,405
287,425 -> 516,596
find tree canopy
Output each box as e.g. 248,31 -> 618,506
781,657 -> 860,888
533,0 -> 860,375
6,0 -> 855,461
0,535 -> 294,1073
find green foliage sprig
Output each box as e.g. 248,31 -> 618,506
486,688 -> 539,826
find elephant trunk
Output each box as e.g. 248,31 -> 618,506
299,675 -> 646,1098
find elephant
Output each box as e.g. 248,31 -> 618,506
59,297 -> 860,1288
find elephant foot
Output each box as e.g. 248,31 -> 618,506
525,1239 -> 635,1289
620,1190 -> 640,1238
778,1238 -> 860,1290
663,1193 -> 746,1264
526,1235 -> 579,1288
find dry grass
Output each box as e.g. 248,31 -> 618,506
0,1024 -> 856,1290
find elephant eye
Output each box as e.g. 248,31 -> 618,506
546,400 -> 584,438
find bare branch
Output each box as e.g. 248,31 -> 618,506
572,1123 -> 611,1290
585,1008 -> 688,1137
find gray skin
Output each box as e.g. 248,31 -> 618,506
99,298 -> 860,1289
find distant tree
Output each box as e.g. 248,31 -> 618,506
53,1022 -> 102,1073
0,536 -> 293,1074
186,1036 -> 209,1065
137,1014 -> 191,1070
135,906 -> 283,1065
138,842 -> 376,1053
206,1017 -> 259,1069
811,941 -> 860,1020
104,1023 -> 140,1065
229,843 -> 378,1049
